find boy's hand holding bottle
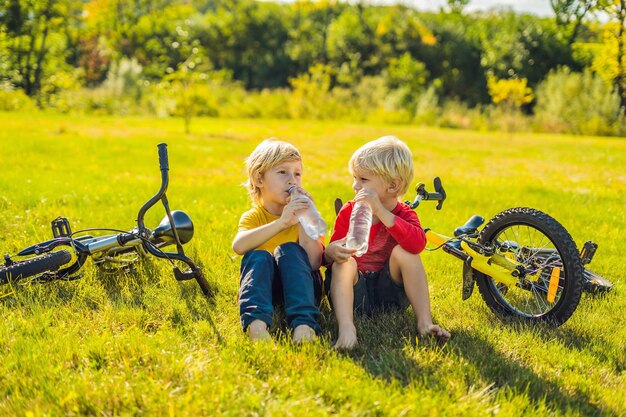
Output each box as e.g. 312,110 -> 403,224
325,238 -> 357,264
280,195 -> 310,228
288,186 -> 326,240
354,189 -> 386,218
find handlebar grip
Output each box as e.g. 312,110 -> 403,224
158,143 -> 169,171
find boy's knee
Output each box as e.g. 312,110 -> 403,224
241,250 -> 274,273
274,241 -> 306,259
332,258 -> 357,278
390,245 -> 421,264
243,249 -> 274,264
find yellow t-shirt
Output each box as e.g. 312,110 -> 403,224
238,206 -> 299,253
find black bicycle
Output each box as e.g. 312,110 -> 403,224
0,143 -> 212,297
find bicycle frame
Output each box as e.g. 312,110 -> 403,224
406,178 -> 556,294
424,229 -> 520,287
8,143 -> 211,296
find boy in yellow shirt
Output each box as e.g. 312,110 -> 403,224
233,139 -> 323,342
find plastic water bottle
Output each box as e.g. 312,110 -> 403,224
346,201 -> 372,257
288,186 -> 327,240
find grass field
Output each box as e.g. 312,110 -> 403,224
0,112 -> 624,416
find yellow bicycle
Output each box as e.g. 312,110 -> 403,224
407,178 -> 613,327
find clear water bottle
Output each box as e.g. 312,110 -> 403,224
346,201 -> 372,257
288,186 -> 327,240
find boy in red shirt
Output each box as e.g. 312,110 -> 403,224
324,136 -> 450,349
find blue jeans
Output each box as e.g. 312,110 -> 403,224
239,242 -> 322,333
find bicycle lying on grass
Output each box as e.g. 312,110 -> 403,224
0,143 -> 212,298
401,178 -> 613,326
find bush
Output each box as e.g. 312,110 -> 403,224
0,88 -> 36,112
534,67 -> 621,136
439,99 -> 489,131
47,60 -> 145,115
413,85 -> 441,126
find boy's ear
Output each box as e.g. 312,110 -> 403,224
253,172 -> 264,188
387,179 -> 400,193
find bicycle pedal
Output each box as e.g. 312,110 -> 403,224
580,241 -> 597,265
52,217 -> 72,238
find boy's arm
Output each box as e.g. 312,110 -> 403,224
298,229 -> 324,270
358,190 -> 426,254
323,203 -> 355,265
381,207 -> 426,254
232,220 -> 293,255
232,199 -> 308,255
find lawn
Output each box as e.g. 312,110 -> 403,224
0,112 -> 624,416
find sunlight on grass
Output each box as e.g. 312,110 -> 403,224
0,112 -> 624,415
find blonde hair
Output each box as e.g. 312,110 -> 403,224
245,138 -> 301,206
349,136 -> 414,196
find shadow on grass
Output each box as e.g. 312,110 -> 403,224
336,312 -> 613,416
447,329 -> 611,416
0,257 -> 225,345
533,325 -> 625,374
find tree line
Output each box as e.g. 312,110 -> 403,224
1,0 -> 625,135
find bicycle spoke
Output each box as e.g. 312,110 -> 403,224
488,222 -> 568,317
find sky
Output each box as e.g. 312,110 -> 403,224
415,0 -> 552,16
358,0 -> 554,16
264,0 -> 556,17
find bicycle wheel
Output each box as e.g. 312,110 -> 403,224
0,250 -> 72,285
474,207 -> 584,326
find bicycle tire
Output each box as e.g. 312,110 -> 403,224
474,207 -> 584,326
0,250 -> 72,285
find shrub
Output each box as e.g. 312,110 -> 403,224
439,99 -> 489,131
413,85 -> 441,126
0,88 -> 36,112
534,67 -> 621,136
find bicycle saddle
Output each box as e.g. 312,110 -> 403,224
454,215 -> 485,237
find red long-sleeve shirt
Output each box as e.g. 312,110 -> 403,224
329,201 -> 427,273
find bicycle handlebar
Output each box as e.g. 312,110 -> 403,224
136,143 -> 170,231
158,143 -> 169,171
406,177 -> 446,210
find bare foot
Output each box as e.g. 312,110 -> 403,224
418,323 -> 451,340
248,319 -> 271,342
293,325 -> 317,344
334,323 -> 358,350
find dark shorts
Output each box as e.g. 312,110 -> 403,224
325,262 -> 409,316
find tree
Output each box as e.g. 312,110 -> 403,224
466,11 -> 574,88
162,22 -> 209,134
198,0 -> 292,89
0,0 -> 81,97
551,0 -> 598,43
285,0 -> 342,76
446,0 -> 469,14
596,0 -> 626,111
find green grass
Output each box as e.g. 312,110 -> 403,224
0,112 -> 624,416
